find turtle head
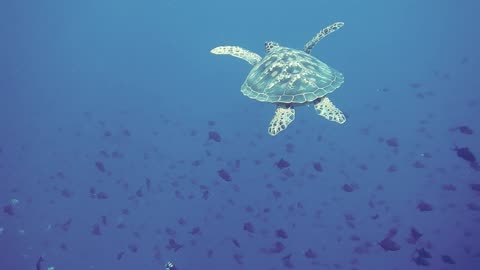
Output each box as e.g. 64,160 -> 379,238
265,41 -> 279,53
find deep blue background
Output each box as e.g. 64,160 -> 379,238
1,0 -> 479,269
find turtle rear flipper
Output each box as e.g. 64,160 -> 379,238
314,97 -> 346,124
210,46 -> 262,65
304,22 -> 344,54
268,105 -> 295,136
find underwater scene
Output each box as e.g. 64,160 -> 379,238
1,0 -> 479,269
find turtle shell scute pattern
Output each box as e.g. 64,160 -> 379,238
241,47 -> 344,103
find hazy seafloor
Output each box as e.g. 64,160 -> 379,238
0,1 -> 479,270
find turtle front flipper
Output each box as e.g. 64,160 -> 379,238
210,46 -> 262,65
304,22 -> 344,54
268,104 -> 295,136
314,97 -> 346,124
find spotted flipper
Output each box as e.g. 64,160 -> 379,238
304,22 -> 344,54
314,97 -> 346,124
268,104 -> 295,136
210,46 -> 262,65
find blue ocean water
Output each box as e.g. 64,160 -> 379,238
1,0 -> 479,269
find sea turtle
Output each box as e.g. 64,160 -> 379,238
211,22 -> 346,136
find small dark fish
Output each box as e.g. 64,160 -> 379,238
342,184 -> 356,192
177,217 -> 187,225
379,238 -> 401,251
275,158 -> 290,169
417,248 -> 432,258
312,162 -> 323,172
450,125 -> 474,135
385,137 -> 399,147
272,190 -> 282,199
387,164 -> 397,172
409,82 -> 422,88
385,228 -> 398,239
89,187 -> 96,197
3,204 -> 14,216
350,235 -> 361,241
101,215 -> 107,225
297,202 -> 304,209
243,222 -> 255,233
166,239 -> 183,251
174,190 -> 184,200
202,190 -> 209,200
467,202 -> 480,211
190,226 -> 201,235
304,248 -> 317,258
191,160 -> 201,166
417,201 -> 433,212
208,131 -> 222,142
244,205 -> 254,213
232,239 -> 240,248
233,254 -> 243,265
230,159 -> 238,170
412,160 -> 425,168
412,255 -> 430,266
165,227 -> 176,236
358,163 -> 368,171
61,218 -> 72,231
111,151 -> 123,158
36,256 -> 44,270
282,168 -> 294,177
96,192 -> 108,199
145,178 -> 151,191
207,249 -> 214,258
420,152 -> 432,158
282,254 -> 294,269
458,126 -> 474,134
440,254 -> 456,264
99,150 -> 110,158
470,184 -> 480,191
91,223 -> 101,235
454,146 -> 480,170
116,251 -> 125,260
285,143 -> 295,153
453,146 -> 476,163
407,227 -> 422,244
217,169 -> 232,182
267,241 -> 285,253
61,188 -> 73,198
95,161 -> 105,173
128,243 -> 138,253
275,229 -> 288,239
59,242 -> 68,251
442,184 -> 457,191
